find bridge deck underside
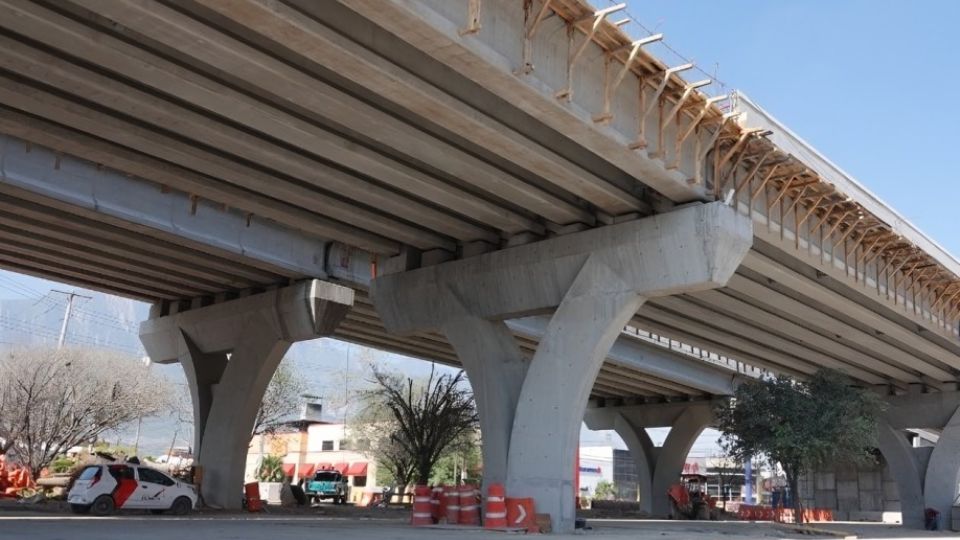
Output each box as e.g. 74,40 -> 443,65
0,0 -> 958,395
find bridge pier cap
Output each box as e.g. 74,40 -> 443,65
372,202 -> 752,333
370,202 -> 752,532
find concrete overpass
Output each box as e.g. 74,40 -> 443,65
0,0 -> 959,531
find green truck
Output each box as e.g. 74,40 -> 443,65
304,470 -> 350,505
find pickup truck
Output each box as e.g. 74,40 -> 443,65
304,470 -> 349,505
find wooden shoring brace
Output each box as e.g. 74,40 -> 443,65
460,0 -> 483,36
629,62 -> 694,149
876,246 -> 908,276
593,33 -> 663,123
555,3 -> 627,101
669,94 -> 727,170
932,284 -> 960,311
749,163 -> 784,204
692,111 -> 739,186
808,202 -> 844,232
649,78 -> 710,160
862,237 -> 897,266
796,195 -> 827,229
519,0 -> 554,75
730,151 -> 773,211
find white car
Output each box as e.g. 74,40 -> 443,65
68,463 -> 197,516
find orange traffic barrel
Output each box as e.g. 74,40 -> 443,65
431,486 -> 444,522
484,483 -> 507,529
458,484 -> 480,525
444,485 -> 460,524
505,497 -> 537,532
244,482 -> 262,512
411,485 -> 433,526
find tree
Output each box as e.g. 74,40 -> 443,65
715,369 -> 882,524
252,360 -> 307,437
0,347 -> 171,478
361,365 -> 478,486
593,480 -> 617,501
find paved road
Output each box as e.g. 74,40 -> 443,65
0,513 -> 955,540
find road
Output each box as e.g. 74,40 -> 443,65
0,513 -> 955,540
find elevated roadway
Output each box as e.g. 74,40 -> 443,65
0,0 -> 958,530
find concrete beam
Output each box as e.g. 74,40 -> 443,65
0,133 -> 330,279
140,280 -> 354,363
508,316 -> 742,396
373,202 -> 752,333
585,399 -> 721,430
50,0 -> 527,240
339,0 -> 704,203
196,0 -> 615,222
883,391 -> 960,430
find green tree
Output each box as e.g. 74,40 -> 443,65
715,369 -> 882,524
593,480 -> 617,501
361,365 -> 478,486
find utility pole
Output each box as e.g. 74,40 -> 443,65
51,290 -> 92,348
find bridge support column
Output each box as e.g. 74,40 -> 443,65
140,280 -> 353,509
878,392 -> 960,529
371,202 -> 751,532
586,401 -> 716,517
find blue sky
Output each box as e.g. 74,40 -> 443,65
623,0 -> 960,257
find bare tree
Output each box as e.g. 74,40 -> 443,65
251,359 -> 307,437
362,365 -> 478,485
0,347 -> 171,478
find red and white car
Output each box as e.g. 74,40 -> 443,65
68,463 -> 197,515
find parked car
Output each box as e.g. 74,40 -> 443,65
68,463 -> 197,515
303,470 -> 350,505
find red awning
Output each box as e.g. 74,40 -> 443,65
316,462 -> 333,471
332,462 -> 348,474
282,463 -> 295,477
299,464 -> 315,477
346,462 -> 368,476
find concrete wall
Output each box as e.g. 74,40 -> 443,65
799,456 -> 903,523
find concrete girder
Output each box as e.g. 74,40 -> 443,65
0,74 -> 463,251
348,300 -> 704,398
651,291 -> 910,384
0,204 -> 254,291
339,0 -> 704,204
743,246 -> 960,364
0,189 -> 275,288
0,29 -> 529,240
637,306 -> 863,380
49,0 -> 537,238
192,0 -> 617,222
631,313 -> 810,378
0,250 -> 176,301
371,203 -> 751,532
0,133 -> 330,280
724,273 -> 955,381
0,232 -> 207,298
139,280 -> 353,508
680,289 -> 928,384
0,106 -> 403,254
508,316 -> 741,396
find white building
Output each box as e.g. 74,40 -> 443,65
247,421 -> 378,504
